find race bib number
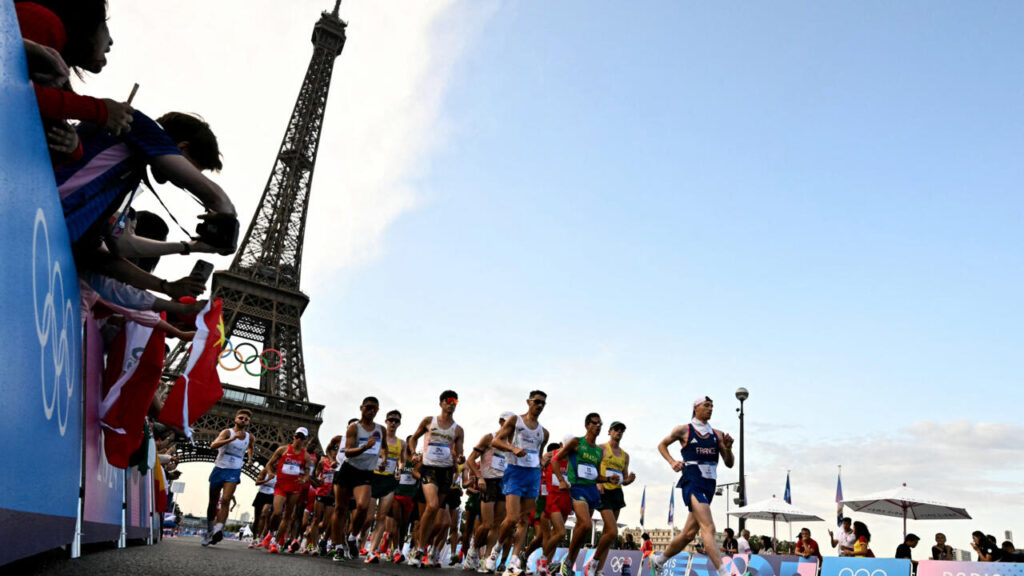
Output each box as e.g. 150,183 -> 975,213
490,454 -> 507,472
540,483 -> 549,496
426,443 -> 451,462
578,463 -> 598,481
385,458 -> 398,473
605,468 -> 623,484
400,472 -> 417,485
323,471 -> 335,484
519,449 -> 540,468
364,434 -> 382,456
282,462 -> 302,476
698,463 -> 717,480
221,454 -> 242,468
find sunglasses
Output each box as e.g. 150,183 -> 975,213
531,399 -> 546,406
444,398 -> 459,406
587,420 -> 603,426
294,434 -> 307,439
387,418 -> 401,424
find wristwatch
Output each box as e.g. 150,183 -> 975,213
180,241 -> 191,254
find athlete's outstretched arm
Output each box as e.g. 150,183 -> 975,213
246,433 -> 255,462
716,429 -> 735,468
465,433 -> 492,479
208,428 -> 233,450
622,452 -> 636,486
552,437 -> 579,489
264,446 -> 286,475
454,425 -> 466,464
657,425 -> 687,472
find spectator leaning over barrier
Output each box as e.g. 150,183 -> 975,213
56,110 -> 236,301
931,533 -> 953,560
895,533 -> 919,569
16,0 -> 134,162
795,528 -> 822,563
971,532 -> 1002,562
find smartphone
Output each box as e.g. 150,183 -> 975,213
190,259 -> 214,282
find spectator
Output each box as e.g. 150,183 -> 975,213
972,531 -> 1002,562
852,521 -> 873,557
57,109 -> 236,298
722,528 -> 738,556
932,533 -> 953,560
1001,542 -> 1024,562
640,533 -> 654,557
896,533 -> 919,568
762,535 -> 776,555
623,534 -> 637,551
795,528 -> 822,563
737,529 -> 752,555
830,517 -> 857,556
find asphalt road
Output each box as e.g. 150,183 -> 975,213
17,536 -> 449,576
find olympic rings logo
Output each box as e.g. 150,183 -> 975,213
610,556 -> 630,573
838,568 -> 888,576
33,209 -> 76,437
217,339 -> 285,376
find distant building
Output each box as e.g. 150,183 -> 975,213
622,527 -> 696,553
240,512 -> 251,524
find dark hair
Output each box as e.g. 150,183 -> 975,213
131,210 -> 169,272
155,112 -> 223,171
724,528 -> 734,537
362,396 -> 379,406
853,521 -> 871,542
547,443 -> 561,452
440,390 -> 458,402
642,533 -> 650,540
801,527 -> 811,535
347,418 -> 358,425
1003,541 -> 1015,551
387,410 -> 401,419
585,412 -> 600,425
905,533 -> 919,543
972,531 -> 986,542
29,0 -> 108,69
236,409 -> 252,418
529,390 -> 547,399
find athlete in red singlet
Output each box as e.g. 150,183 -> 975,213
260,427 -> 314,553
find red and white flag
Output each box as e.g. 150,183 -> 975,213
101,318 -> 166,469
158,299 -> 225,440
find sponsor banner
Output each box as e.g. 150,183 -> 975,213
0,0 -> 83,563
573,548 -> 651,576
822,557 -> 912,576
83,316 -> 125,543
918,560 -> 1024,576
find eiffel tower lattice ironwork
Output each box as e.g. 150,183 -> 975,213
163,1 -> 346,479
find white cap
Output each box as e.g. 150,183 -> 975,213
295,427 -> 309,436
693,396 -> 710,408
500,411 -> 516,421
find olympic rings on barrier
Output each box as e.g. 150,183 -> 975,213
216,339 -> 286,374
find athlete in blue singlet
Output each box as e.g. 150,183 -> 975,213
649,396 -> 735,576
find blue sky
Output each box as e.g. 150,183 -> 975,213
87,0 -> 1024,552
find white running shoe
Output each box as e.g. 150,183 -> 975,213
503,556 -> 523,576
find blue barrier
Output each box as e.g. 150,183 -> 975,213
0,0 -> 84,565
822,557 -> 912,576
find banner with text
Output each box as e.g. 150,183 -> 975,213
918,560 -> 1024,576
822,557 -> 913,576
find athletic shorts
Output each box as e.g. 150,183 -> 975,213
570,484 -> 601,509
482,477 -> 504,503
532,496 -> 547,523
545,490 -> 572,518
306,489 -> 317,512
316,493 -> 336,506
395,494 -> 415,517
597,487 -> 625,511
420,465 -> 455,498
444,486 -> 463,510
274,482 -> 302,497
371,475 -> 398,499
678,473 -> 715,511
335,462 -> 375,489
252,491 -> 274,511
465,491 -> 481,517
502,464 -> 542,498
209,466 -> 242,488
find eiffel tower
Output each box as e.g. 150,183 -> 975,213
164,1 -> 347,479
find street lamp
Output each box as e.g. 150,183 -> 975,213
735,387 -> 749,532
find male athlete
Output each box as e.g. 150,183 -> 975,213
261,427 -> 315,553
365,409 -> 404,562
491,391 -> 550,576
203,409 -> 254,546
590,421 -> 636,576
648,396 -> 735,576
554,414 -> 611,576
465,411 -> 514,572
408,390 -> 465,567
334,397 -> 387,558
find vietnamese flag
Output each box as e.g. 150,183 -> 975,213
158,299 -> 225,439
101,318 -> 166,469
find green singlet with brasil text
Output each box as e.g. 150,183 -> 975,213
568,436 -> 604,486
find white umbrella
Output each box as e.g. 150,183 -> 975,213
729,496 -> 824,549
841,483 -> 971,537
